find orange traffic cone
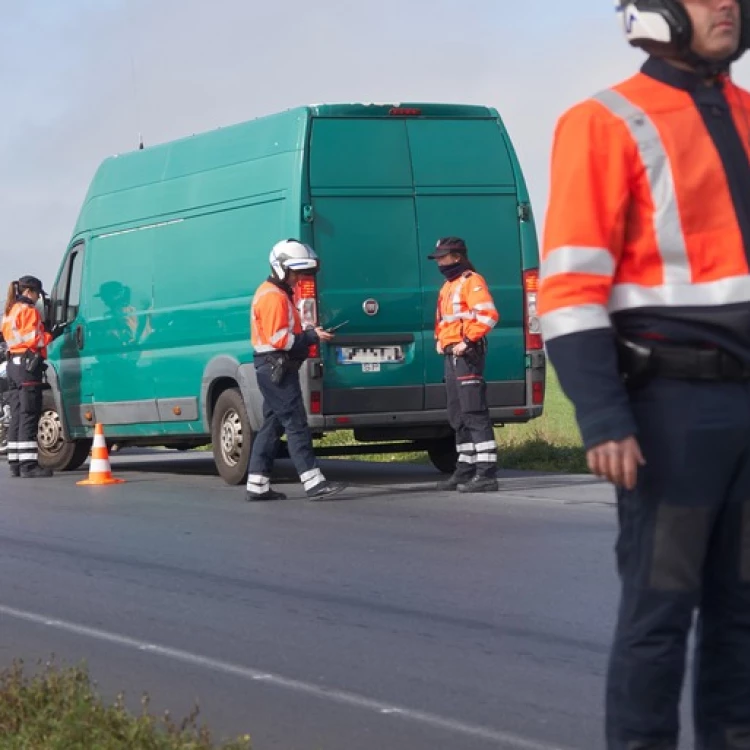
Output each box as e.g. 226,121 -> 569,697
77,423 -> 125,486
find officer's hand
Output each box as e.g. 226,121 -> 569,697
453,341 -> 469,356
586,437 -> 645,490
315,326 -> 334,342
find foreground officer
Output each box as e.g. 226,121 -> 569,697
246,239 -> 346,501
429,237 -> 499,493
539,0 -> 750,747
2,276 -> 53,478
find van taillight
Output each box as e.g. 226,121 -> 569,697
389,107 -> 421,116
523,269 -> 543,351
296,276 -> 319,358
532,381 -> 544,404
310,391 -> 321,414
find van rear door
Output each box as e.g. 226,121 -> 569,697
309,116 -> 426,415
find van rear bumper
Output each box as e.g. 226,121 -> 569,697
309,405 -> 542,430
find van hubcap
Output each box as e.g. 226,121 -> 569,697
38,409 -> 64,454
220,409 -> 243,467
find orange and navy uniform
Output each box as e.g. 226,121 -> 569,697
1,301 -> 52,360
251,278 -> 318,359
539,56 -> 750,448
435,270 -> 499,349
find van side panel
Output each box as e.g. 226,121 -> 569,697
63,109 -> 310,438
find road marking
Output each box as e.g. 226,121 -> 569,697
0,603 -> 572,750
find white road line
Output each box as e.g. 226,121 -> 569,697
0,603 -> 572,750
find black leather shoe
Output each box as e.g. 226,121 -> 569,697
246,489 -> 286,502
20,464 -> 53,479
8,464 -> 20,478
457,476 -> 498,493
437,474 -> 473,491
307,482 -> 346,500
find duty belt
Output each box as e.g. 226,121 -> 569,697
617,337 -> 750,383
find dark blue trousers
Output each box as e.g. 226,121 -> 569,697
606,378 -> 750,750
246,359 -> 319,487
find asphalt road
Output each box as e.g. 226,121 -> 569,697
0,453 -> 694,749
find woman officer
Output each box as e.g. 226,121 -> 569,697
2,275 -> 53,478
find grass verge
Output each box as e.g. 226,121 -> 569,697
0,659 -> 252,750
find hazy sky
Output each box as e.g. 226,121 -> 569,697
3,0 -> 750,285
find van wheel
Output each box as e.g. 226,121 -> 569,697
211,388 -> 252,485
426,436 -> 457,474
38,394 -> 92,472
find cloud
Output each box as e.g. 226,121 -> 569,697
2,0 -> 750,284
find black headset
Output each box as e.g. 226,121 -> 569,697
619,0 -> 750,70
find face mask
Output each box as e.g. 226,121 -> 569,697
439,259 -> 468,281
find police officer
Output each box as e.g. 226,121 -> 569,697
246,239 -> 346,501
2,276 -> 53,478
540,1 -> 750,747
429,237 -> 499,493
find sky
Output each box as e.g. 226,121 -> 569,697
3,0 -> 750,285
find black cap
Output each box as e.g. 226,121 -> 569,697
17,275 -> 44,294
427,237 -> 468,260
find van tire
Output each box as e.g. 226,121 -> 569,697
38,393 -> 92,472
426,436 -> 457,474
211,387 -> 252,486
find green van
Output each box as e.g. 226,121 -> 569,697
39,102 -> 545,484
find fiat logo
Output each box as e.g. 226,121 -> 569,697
363,299 -> 379,316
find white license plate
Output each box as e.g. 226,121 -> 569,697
337,346 -> 404,365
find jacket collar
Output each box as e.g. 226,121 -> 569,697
641,55 -> 725,92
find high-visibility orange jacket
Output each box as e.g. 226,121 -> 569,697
435,270 -> 499,349
539,56 -> 750,448
1,301 -> 52,358
251,278 -> 318,358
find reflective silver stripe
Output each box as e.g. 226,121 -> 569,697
475,441 -> 497,452
18,453 -> 37,461
475,453 -> 496,464
458,454 -> 477,464
301,468 -> 324,491
269,328 -> 289,345
17,441 -> 37,449
475,315 -> 497,328
282,333 -> 295,352
593,88 -> 690,285
541,245 -> 615,279
456,443 -> 474,453
474,302 -> 496,311
246,474 -> 270,492
441,313 -> 473,323
540,304 -> 612,340
609,276 -> 750,311
6,442 -> 19,450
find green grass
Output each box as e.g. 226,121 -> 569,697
313,367 -> 588,474
0,659 -> 252,750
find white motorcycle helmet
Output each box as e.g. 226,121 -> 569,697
616,0 -> 750,69
269,239 -> 319,282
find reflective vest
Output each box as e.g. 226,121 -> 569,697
435,271 -> 499,348
251,280 -> 302,354
1,302 -> 51,357
539,62 -> 750,345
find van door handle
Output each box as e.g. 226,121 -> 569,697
75,326 -> 84,350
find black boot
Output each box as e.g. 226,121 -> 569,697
307,482 -> 346,500
8,463 -> 20,478
437,471 -> 474,491
20,464 -> 53,479
458,475 -> 498,493
246,488 -> 286,502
